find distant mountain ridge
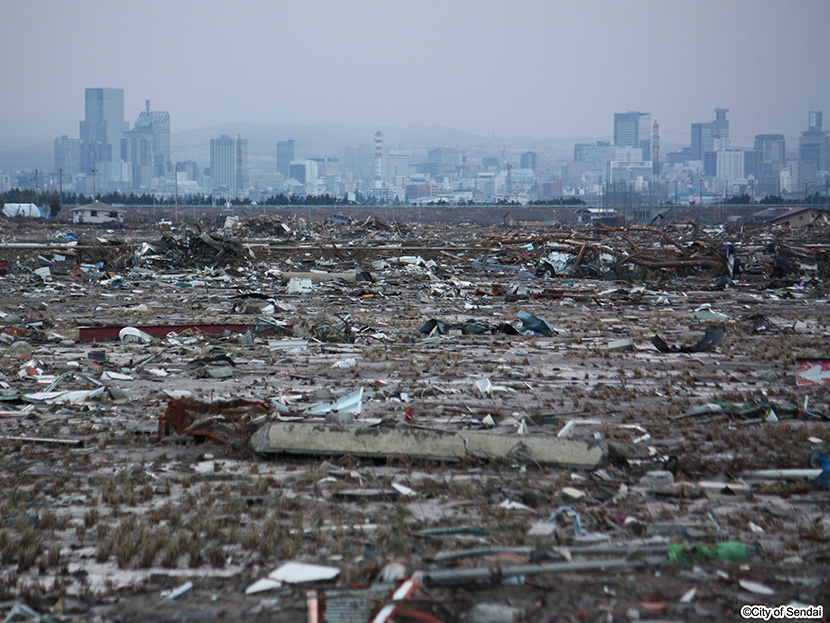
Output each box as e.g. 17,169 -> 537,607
171,122 -> 579,169
171,122 -> 495,166
0,142 -> 54,172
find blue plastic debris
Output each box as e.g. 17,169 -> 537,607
812,452 -> 830,489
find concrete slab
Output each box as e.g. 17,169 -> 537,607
251,422 -> 606,468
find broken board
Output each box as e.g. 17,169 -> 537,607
796,359 -> 830,387
251,423 -> 606,469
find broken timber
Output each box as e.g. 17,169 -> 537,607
251,423 -> 606,468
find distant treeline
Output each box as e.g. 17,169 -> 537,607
0,190 -> 358,207
723,193 -> 829,205
527,197 -> 586,205
0,189 -> 824,210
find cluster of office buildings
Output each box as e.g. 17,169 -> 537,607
570,108 -> 829,205
10,87 -> 829,205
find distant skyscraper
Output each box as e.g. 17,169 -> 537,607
753,134 -> 785,198
715,150 -> 745,182
277,140 -> 296,177
690,123 -> 712,162
343,144 -> 374,179
614,111 -> 650,158
121,131 -> 153,189
424,147 -> 466,177
122,100 -> 171,188
289,160 -> 318,184
713,108 -> 729,141
651,120 -> 660,176
176,161 -> 200,183
798,111 -> 829,191
574,141 -> 614,178
54,136 -> 81,176
755,134 -> 785,167
79,88 -> 129,172
520,151 -> 539,170
211,135 -> 248,194
384,150 -> 411,183
690,108 -> 729,171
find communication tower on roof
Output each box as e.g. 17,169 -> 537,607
652,119 -> 660,176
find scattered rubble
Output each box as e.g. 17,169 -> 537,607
0,214 -> 829,622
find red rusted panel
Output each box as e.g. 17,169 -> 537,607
78,323 -> 249,342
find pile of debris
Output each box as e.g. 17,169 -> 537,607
0,213 -> 829,623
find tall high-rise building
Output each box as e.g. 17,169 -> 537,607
755,134 -> 786,167
210,135 -> 248,194
121,100 -> 171,188
715,150 -> 745,182
277,140 -> 296,177
289,160 -> 318,185
343,144 -> 374,179
422,147 -> 466,177
384,150 -> 411,184
520,151 -> 539,170
614,111 -> 650,158
690,123 -> 713,162
798,111 -> 829,191
121,132 -> 153,189
79,88 -> 129,172
690,108 -> 729,169
651,120 -> 660,176
753,134 -> 785,198
54,136 -> 81,176
713,108 -> 729,140
574,141 -> 614,179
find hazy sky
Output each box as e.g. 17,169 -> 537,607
2,0 -> 829,149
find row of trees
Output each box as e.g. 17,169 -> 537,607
715,193 -> 828,205
2,189 -> 825,212
0,190 -> 362,208
0,190 -> 588,209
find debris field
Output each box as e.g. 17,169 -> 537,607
0,213 -> 829,622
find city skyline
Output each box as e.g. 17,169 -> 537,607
1,0 -> 829,149
29,86 -> 830,205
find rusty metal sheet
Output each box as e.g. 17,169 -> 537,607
78,323 -> 249,342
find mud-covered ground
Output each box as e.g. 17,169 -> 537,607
0,216 -> 828,622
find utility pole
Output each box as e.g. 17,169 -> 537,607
59,168 -> 63,209
674,181 -> 678,222
174,173 -> 179,222
90,168 -> 97,200
32,169 -> 39,208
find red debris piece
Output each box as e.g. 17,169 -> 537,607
640,596 -> 668,612
158,397 -> 273,443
